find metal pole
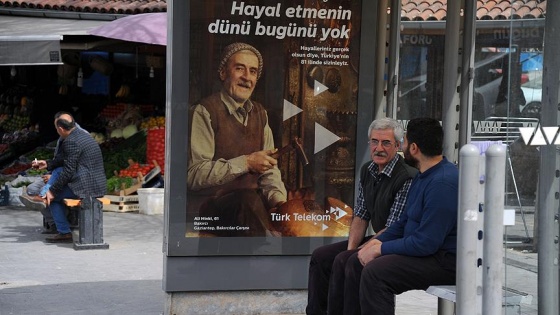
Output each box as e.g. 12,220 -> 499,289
456,144 -> 481,315
374,0 -> 388,118
482,144 -> 506,315
538,0 -> 560,311
438,298 -> 455,315
386,0 -> 401,118
354,0 -> 379,195
441,0 -> 462,163
458,0 -> 476,149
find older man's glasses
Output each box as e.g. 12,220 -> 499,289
368,139 -> 394,148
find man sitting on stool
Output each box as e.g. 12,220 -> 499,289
33,112 -> 106,243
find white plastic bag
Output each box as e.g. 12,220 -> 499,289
8,187 -> 23,207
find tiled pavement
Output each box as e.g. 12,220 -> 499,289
0,206 -> 538,314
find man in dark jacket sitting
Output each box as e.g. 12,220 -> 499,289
34,112 -> 106,243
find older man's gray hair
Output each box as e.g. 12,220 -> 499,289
368,117 -> 404,143
217,42 -> 264,79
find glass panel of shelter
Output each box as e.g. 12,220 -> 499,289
397,8 -> 543,314
495,16 -> 541,315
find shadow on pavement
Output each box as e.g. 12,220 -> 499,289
0,224 -> 53,244
0,280 -> 164,315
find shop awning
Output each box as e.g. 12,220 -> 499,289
88,13 -> 167,46
0,15 -> 111,65
0,35 -> 62,65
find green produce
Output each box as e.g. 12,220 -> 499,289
26,168 -> 47,176
110,129 -> 123,138
90,132 -> 106,144
106,176 -> 134,193
122,124 -> 138,139
102,131 -> 147,178
24,147 -> 55,161
12,180 -> 32,188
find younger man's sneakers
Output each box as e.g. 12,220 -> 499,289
45,233 -> 73,243
19,194 -> 47,211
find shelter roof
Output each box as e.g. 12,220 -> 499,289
0,0 -> 167,15
0,0 -> 547,20
400,0 -> 546,21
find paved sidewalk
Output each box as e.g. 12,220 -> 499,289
0,207 -> 165,315
0,206 -> 538,315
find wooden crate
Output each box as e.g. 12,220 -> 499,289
109,177 -> 143,197
108,162 -> 161,197
102,194 -> 139,213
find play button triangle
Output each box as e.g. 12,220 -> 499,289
315,123 -> 340,154
283,99 -> 303,121
314,80 -> 329,96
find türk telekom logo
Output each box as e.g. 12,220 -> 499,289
519,126 -> 560,145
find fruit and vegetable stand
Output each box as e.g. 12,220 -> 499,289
0,89 -> 43,169
0,108 -> 166,212
96,110 -> 165,212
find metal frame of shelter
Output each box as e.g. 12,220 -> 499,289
437,2 -> 559,313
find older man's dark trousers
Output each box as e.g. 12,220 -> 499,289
306,240 -> 348,315
306,236 -> 372,315
343,250 -> 456,315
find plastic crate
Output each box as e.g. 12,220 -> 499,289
0,185 -> 9,206
137,188 -> 164,215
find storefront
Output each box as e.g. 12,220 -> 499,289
0,13 -> 167,192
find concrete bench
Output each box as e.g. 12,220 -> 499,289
63,197 -> 110,250
426,285 -> 531,315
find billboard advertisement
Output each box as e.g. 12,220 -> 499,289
183,0 -> 362,255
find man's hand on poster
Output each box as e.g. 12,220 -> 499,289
357,239 -> 382,266
247,149 -> 279,174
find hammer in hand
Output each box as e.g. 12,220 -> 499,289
271,137 -> 309,165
